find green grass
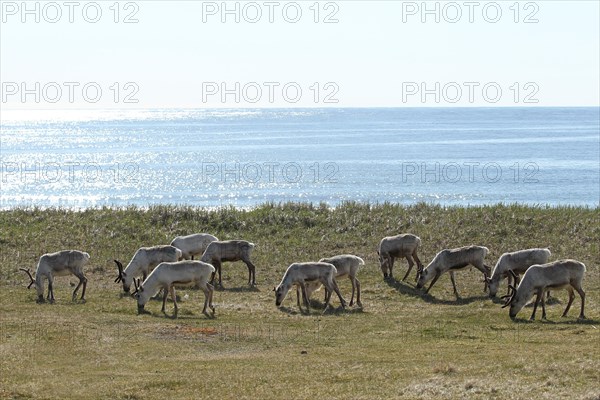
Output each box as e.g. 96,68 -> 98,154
0,202 -> 599,400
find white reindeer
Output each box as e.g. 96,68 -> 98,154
416,245 -> 490,298
502,259 -> 586,321
20,250 -> 90,303
297,255 -> 364,307
114,245 -> 182,293
170,233 -> 219,260
275,262 -> 347,313
377,234 -> 423,281
133,260 -> 216,317
487,248 -> 551,297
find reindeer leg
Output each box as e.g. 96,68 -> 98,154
299,282 -> 310,313
200,281 -> 210,317
483,264 -> 491,292
349,276 -> 356,306
217,261 -> 223,288
170,285 -> 178,312
413,250 -> 423,272
561,287 -> 575,317
80,275 -> 87,301
208,283 -> 215,316
389,257 -> 395,280
161,286 -> 169,312
48,276 -> 55,304
574,286 -> 586,320
355,277 -> 362,308
530,288 -> 543,321
540,289 -> 547,320
449,271 -> 460,299
243,259 -> 256,286
425,272 -> 441,294
473,262 -> 489,293
402,255 -> 414,282
73,271 -> 87,301
321,281 -> 333,314
331,278 -> 347,309
296,285 -> 301,307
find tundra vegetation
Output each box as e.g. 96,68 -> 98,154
0,203 -> 598,400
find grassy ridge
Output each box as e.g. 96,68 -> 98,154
0,203 -> 599,400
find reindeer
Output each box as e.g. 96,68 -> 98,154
502,260 -> 586,321
200,240 -> 256,287
487,248 -> 551,297
275,262 -> 347,313
132,260 -> 216,317
114,245 -> 182,293
377,234 -> 423,281
416,245 -> 490,298
20,250 -> 90,303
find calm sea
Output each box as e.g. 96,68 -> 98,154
1,108 -> 598,209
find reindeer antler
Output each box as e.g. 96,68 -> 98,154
19,268 -> 35,289
501,285 -> 516,308
131,278 -> 141,295
114,260 -> 124,283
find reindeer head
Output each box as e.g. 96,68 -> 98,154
415,265 -> 430,289
131,278 -> 150,314
501,284 -> 519,320
377,250 -> 391,278
501,271 -> 526,320
274,284 -> 290,307
19,268 -> 44,302
485,275 -> 498,297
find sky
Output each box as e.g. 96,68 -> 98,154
1,0 -> 599,108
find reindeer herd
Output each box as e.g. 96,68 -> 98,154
18,231 -> 588,321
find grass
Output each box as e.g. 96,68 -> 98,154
0,202 -> 599,400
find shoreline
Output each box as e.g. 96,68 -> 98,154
1,201 -> 599,213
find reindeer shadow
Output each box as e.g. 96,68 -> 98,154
217,285 -> 260,293
277,306 -> 305,316
510,316 -> 598,325
420,293 -> 490,305
141,309 -> 215,320
384,276 -> 491,305
277,302 -> 353,316
384,277 -> 425,299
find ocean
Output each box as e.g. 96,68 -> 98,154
1,107 -> 598,209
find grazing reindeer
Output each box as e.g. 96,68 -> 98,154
416,245 -> 490,298
20,250 -> 90,303
200,240 -> 256,287
275,262 -> 347,313
132,260 -> 216,317
377,234 -> 423,281
299,255 -> 364,307
114,245 -> 182,293
487,248 -> 551,297
502,260 -> 586,321
170,233 -> 219,260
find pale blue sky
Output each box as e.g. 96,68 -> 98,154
1,1 -> 599,108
